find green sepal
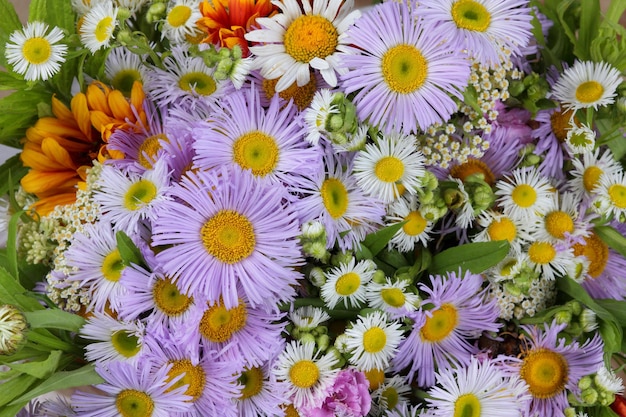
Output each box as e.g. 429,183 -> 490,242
429,240 -> 510,276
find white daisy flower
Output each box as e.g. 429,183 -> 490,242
80,312 -> 148,365
386,194 -> 434,252
532,192 -> 587,243
495,167 -> 554,222
426,357 -> 530,417
79,2 -> 118,53
568,148 -> 623,201
344,311 -> 404,371
365,278 -> 420,317
272,341 -> 339,409
353,133 -> 426,204
565,123 -> 596,154
289,306 -> 331,332
592,170 -> 626,221
245,0 -> 361,92
450,177 -> 478,229
370,375 -> 412,415
161,0 -> 203,45
595,365 -> 624,396
551,60 -> 623,111
229,56 -> 253,89
303,88 -> 339,145
71,0 -> 106,15
94,159 -> 170,234
321,257 -> 375,309
105,46 -> 148,96
5,22 -> 68,81
486,254 -> 525,283
473,210 -> 534,255
525,240 -> 574,280
116,0 -> 150,14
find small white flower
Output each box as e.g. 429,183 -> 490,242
565,124 -> 596,154
592,170 -> 626,221
80,2 -> 118,53
552,60 -> 622,111
161,0 -> 203,45
321,257 -> 374,309
344,311 -> 404,371
495,167 -> 554,222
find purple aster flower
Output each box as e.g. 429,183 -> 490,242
72,360 -> 192,417
192,85 -> 321,186
340,1 -> 470,134
303,368 -> 371,417
392,270 -> 501,387
152,165 -> 304,309
512,321 -> 604,417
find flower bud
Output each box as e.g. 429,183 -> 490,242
0,305 -> 28,355
581,387 -> 598,405
308,267 -> 326,287
299,332 -> 316,345
580,308 -> 598,332
316,334 -> 330,352
372,270 -> 386,285
302,221 -> 325,240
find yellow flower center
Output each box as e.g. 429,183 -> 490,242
421,304 -> 458,342
282,404 -> 301,417
403,211 -> 427,237
544,211 -> 574,239
289,360 -> 319,389
573,233 -> 609,278
22,37 -> 52,65
381,44 -> 427,94
575,81 -> 604,104
374,156 -> 405,183
450,159 -> 495,186
262,72 -> 318,110
381,287 -> 406,307
335,272 -> 360,296
499,259 -> 517,277
111,330 -> 141,358
138,134 -> 168,169
95,17 -> 114,43
582,166 -> 603,193
363,326 -> 387,353
284,15 -> 338,63
123,179 -> 158,211
112,69 -> 143,98
152,277 -> 193,316
101,249 -> 125,282
511,184 -> 537,208
238,366 -> 264,399
608,184 -> 626,209
233,131 -> 279,176
321,178 -> 349,219
528,241 -> 556,265
201,210 -> 255,264
487,217 -> 517,242
451,0 -> 491,32
179,71 -> 217,96
116,389 -> 154,417
168,5 -> 192,27
199,301 -> 248,343
453,394 -> 481,417
550,108 -> 577,142
167,359 -> 206,401
364,368 -> 385,391
521,348 -> 568,399
381,387 -> 399,409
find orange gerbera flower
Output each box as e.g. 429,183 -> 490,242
197,0 -> 277,57
20,81 -> 146,215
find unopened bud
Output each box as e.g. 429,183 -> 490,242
0,305 -> 28,355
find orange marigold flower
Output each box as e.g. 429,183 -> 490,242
20,81 -> 146,215
197,0 -> 277,57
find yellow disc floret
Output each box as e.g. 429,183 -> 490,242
381,44 -> 427,94
201,210 -> 256,264
284,15 -> 338,63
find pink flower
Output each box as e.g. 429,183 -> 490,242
304,369 -> 371,417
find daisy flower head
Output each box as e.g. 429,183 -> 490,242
472,210 -> 534,255
80,312 -> 148,365
568,147 -> 623,202
340,0 -> 471,134
152,165 -> 303,309
272,341 -> 339,409
289,306 -> 331,332
303,88 -> 340,146
344,310 -> 405,371
72,360 -> 192,417
392,270 -> 501,387
192,85 -> 321,185
353,132 -> 425,203
592,170 -> 626,221
525,240 -> 574,281
244,0 -> 361,92
565,123 -> 596,155
366,277 -> 420,318
417,0 -> 533,66
551,60 -> 623,111
235,362 -> 291,417
516,321 -> 604,417
105,46 -> 149,97
79,1 -> 118,53
494,167 -> 554,222
532,191 -> 587,243
94,159 -> 170,234
370,375 -> 412,415
386,194 -> 434,252
5,21 -> 68,81
427,357 -> 531,417
320,257 -> 375,309
290,151 -> 386,250
161,0 -> 203,45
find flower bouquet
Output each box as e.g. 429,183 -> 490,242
1,0 -> 626,416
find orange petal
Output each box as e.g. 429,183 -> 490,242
41,137 -> 78,170
86,82 -> 111,115
108,90 -> 133,121
31,193 -> 78,216
21,169 -> 78,195
21,143 -> 66,171
71,93 -> 94,141
51,95 -> 73,122
27,118 -> 86,144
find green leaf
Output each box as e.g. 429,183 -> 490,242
575,0 -> 600,60
596,299 -> 626,325
0,154 -> 27,196
0,71 -> 27,91
429,240 -> 510,276
9,364 -> 105,406
7,350 -> 63,379
376,249 -> 409,269
28,0 -> 47,23
0,374 -> 37,407
0,266 -> 43,311
358,222 -> 406,258
116,230 -> 147,268
0,89 -> 52,145
0,0 -> 22,70
24,309 -> 85,332
594,225 -> 626,259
